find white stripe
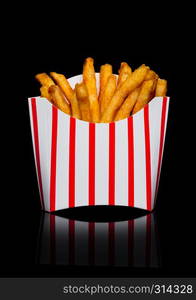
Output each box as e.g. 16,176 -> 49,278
28,99 -> 40,196
95,123 -> 109,205
75,221 -> 88,265
36,98 -> 53,211
133,216 -> 146,267
55,216 -> 69,265
55,112 -> 70,210
133,109 -> 147,210
75,119 -> 89,207
148,98 -> 163,209
115,221 -> 128,265
95,223 -> 108,265
115,119 -> 128,206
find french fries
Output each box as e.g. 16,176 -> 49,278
35,73 -> 55,88
100,74 -> 117,115
132,80 -> 155,114
50,72 -> 74,103
83,57 -> 99,122
99,64 -> 112,103
101,64 -> 149,123
35,73 -> 55,102
114,87 -> 141,121
117,62 -> 132,87
75,82 -> 91,122
35,58 -> 168,122
48,85 -> 71,115
155,79 -> 167,96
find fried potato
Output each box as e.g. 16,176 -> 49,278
117,62 -> 132,87
155,79 -> 167,96
114,87 -> 141,121
101,64 -> 149,123
48,85 -> 71,115
50,72 -> 74,104
71,91 -> 81,119
40,85 -> 51,99
75,82 -> 91,122
83,57 -> 99,122
35,73 -> 55,88
145,69 -> 158,80
100,74 -> 117,115
132,79 -> 155,115
99,64 -> 112,103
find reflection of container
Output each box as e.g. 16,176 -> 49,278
37,213 -> 160,267
28,74 -> 170,212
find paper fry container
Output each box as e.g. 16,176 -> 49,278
28,74 -> 170,212
37,213 -> 160,267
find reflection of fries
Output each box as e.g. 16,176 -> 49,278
132,80 -> 155,114
48,85 -> 71,115
99,64 -> 112,103
114,87 -> 141,121
101,64 -> 149,123
75,83 -> 91,122
83,57 -> 99,122
155,79 -> 167,96
100,74 -> 116,115
117,62 -> 132,87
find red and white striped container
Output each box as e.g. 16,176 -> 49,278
37,213 -> 159,267
28,74 -> 170,212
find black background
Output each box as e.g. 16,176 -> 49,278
1,7 -> 195,278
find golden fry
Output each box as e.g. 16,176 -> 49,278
71,91 -> 81,119
99,64 -> 112,103
132,80 -> 155,115
145,69 -> 158,80
50,72 -> 74,104
114,87 -> 141,121
100,74 -> 117,115
40,86 -> 51,100
155,79 -> 167,96
75,82 -> 91,122
83,57 -> 99,122
48,85 -> 71,115
117,62 -> 132,87
101,64 -> 149,123
35,73 -> 55,88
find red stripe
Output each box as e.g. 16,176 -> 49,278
69,220 -> 75,265
50,106 -> 58,211
155,97 -> 168,198
127,117 -> 134,207
31,98 -> 44,210
69,117 -> 76,207
146,214 -> 151,267
89,123 -> 96,205
108,222 -> 115,265
108,123 -> 115,205
128,219 -> 134,266
88,222 -> 95,265
50,214 -> 56,264
144,106 -> 152,211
